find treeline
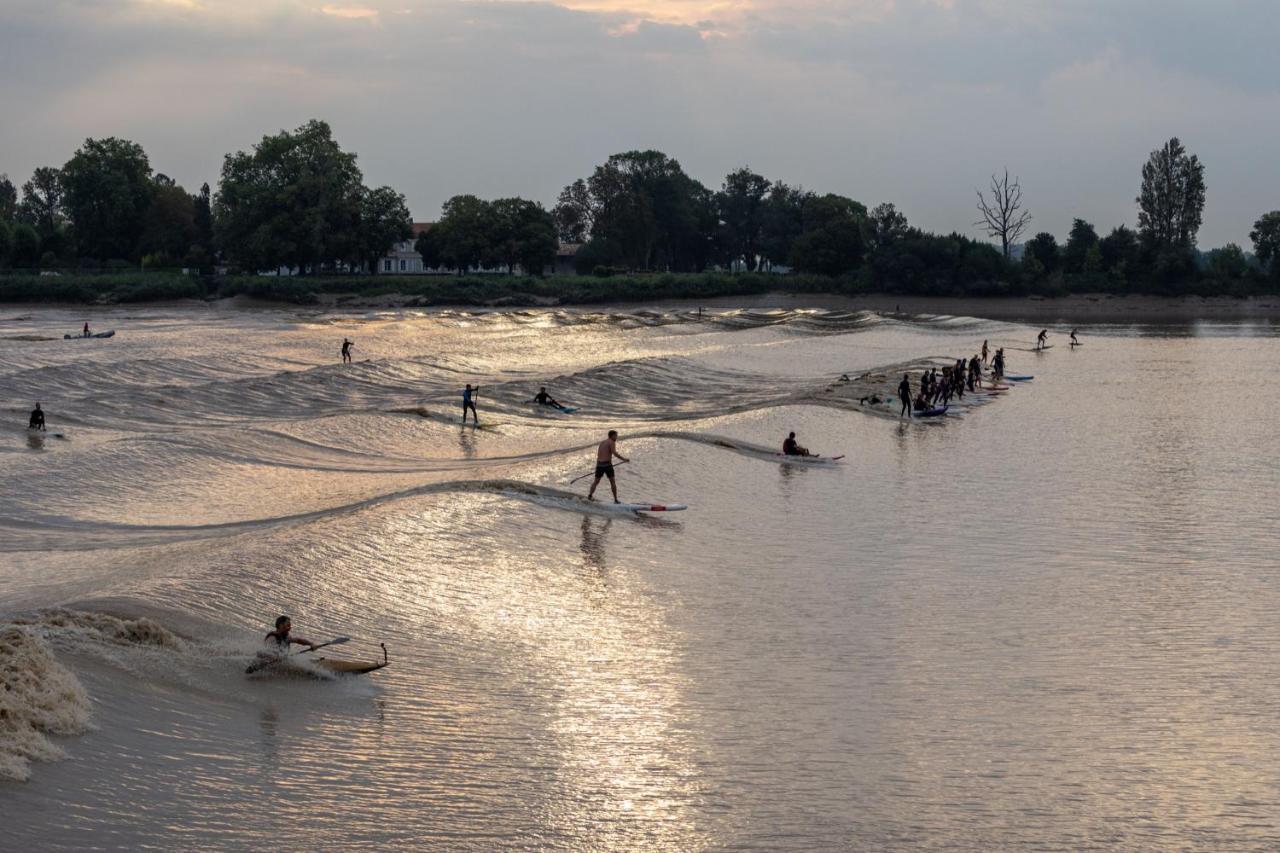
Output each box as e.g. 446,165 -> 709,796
2,121 -> 1279,299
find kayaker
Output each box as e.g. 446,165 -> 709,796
588,429 -> 629,503
897,373 -> 912,418
462,384 -> 479,424
341,338 -> 353,363
782,432 -> 812,457
264,615 -> 316,653
532,387 -> 561,408
1036,329 -> 1048,350
28,403 -> 45,431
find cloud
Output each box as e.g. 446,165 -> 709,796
0,0 -> 1276,246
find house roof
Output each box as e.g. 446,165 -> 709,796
411,222 -> 434,236
557,243 -> 583,257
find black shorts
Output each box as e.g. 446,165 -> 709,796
595,462 -> 615,479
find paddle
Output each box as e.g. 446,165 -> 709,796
245,636 -> 351,674
568,459 -> 628,485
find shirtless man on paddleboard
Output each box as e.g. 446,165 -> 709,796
588,430 -> 629,503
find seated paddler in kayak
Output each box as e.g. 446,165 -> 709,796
782,432 -> 814,457
259,615 -> 316,662
532,386 -> 562,408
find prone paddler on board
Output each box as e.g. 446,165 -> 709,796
588,430 -> 629,503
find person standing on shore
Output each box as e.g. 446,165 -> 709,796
981,340 -> 989,364
341,338 -> 354,363
588,430 -> 629,503
897,374 -> 912,418
462,384 -> 479,424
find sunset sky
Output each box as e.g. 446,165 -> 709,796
2,0 -> 1277,246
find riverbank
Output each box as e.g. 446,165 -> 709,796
3,270 -> 1280,324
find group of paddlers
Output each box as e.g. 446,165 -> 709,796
892,339 -> 1007,418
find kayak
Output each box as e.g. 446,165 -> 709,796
916,405 -> 948,417
775,453 -> 845,464
1006,375 -> 1034,381
247,643 -> 388,677
64,330 -> 115,339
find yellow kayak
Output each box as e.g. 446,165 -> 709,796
247,643 -> 388,676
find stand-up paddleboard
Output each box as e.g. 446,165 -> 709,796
27,428 -> 66,438
1006,375 -> 1034,381
1035,345 -> 1054,351
555,405 -> 579,414
64,330 -> 115,339
594,501 -> 687,514
1070,341 -> 1083,347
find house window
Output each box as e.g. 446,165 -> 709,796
400,259 -> 406,272
383,259 -> 392,272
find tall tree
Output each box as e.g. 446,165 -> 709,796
0,220 -> 12,265
867,202 -> 909,251
432,195 -> 495,274
1062,218 -> 1099,274
61,138 -> 154,261
552,179 -> 593,244
974,169 -> 1031,258
1249,211 -> 1280,277
356,185 -> 412,272
1137,137 -> 1206,252
788,194 -> 868,275
139,179 -> 197,262
490,197 -> 557,275
716,167 -> 771,271
10,222 -> 41,266
214,119 -> 363,273
760,183 -> 813,270
0,174 -> 17,222
19,167 -> 67,239
1024,232 -> 1060,273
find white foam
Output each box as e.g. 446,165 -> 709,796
0,625 -> 92,782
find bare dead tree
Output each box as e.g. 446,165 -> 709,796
974,169 -> 1032,258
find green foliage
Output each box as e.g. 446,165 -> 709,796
760,183 -> 810,270
788,194 -> 867,275
1250,211 -> 1280,277
0,220 -> 11,265
139,181 -> 197,261
61,139 -> 154,261
11,222 -> 41,266
0,175 -> 17,222
575,238 -> 624,275
1024,232 -> 1060,274
1137,136 -> 1206,252
19,166 -> 68,240
867,203 -> 909,251
1205,244 -> 1248,280
0,273 -> 201,303
432,195 -> 494,273
357,185 -> 413,271
214,119 -> 363,273
716,167 -> 771,271
1063,218 -> 1099,274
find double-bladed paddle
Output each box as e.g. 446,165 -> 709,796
244,636 -> 351,674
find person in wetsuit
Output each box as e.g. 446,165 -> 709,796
898,373 -> 913,418
462,384 -> 479,424
532,386 -> 561,408
981,340 -> 989,364
588,430 -> 629,503
341,338 -> 353,363
82,322 -> 90,338
28,403 -> 45,431
264,615 -> 315,653
782,432 -> 813,457
1036,329 -> 1048,350
1070,329 -> 1079,345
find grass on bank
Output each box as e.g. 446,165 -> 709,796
0,270 -> 1277,305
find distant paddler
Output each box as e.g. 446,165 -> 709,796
532,386 -> 562,409
1036,329 -> 1048,350
782,432 -> 815,457
341,337 -> 354,363
82,321 -> 90,338
1070,329 -> 1080,346
462,383 -> 480,424
897,373 -> 913,418
588,429 -> 630,503
28,402 -> 45,431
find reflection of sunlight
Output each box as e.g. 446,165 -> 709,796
374,498 -> 709,848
